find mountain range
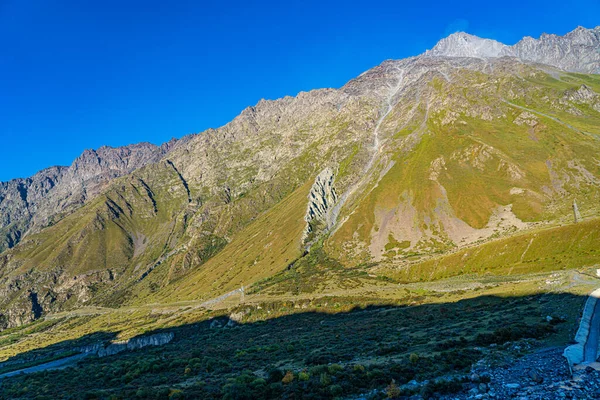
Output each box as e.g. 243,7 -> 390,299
1,26 -> 600,329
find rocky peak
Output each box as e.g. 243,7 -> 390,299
425,26 -> 600,74
425,32 -> 508,58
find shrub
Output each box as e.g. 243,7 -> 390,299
169,389 -> 184,399
267,368 -> 284,383
327,364 -> 343,374
420,378 -> 463,399
434,337 -> 468,351
474,323 -> 555,346
436,348 -> 482,371
376,343 -> 408,355
353,364 -> 365,373
320,372 -> 332,386
309,365 -> 329,376
222,372 -> 267,400
135,387 -> 151,398
298,371 -> 310,381
330,384 -> 343,396
548,316 -> 566,325
305,352 -> 337,365
266,382 -> 283,397
409,353 -> 419,364
282,371 -> 295,384
386,379 -> 401,398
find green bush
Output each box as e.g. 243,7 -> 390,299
309,364 -> 329,376
329,384 -> 343,396
267,368 -> 284,383
328,364 -> 343,374
298,371 -> 310,381
409,353 -> 419,364
475,323 -> 555,346
320,372 -> 332,386
386,379 -> 401,398
353,364 -> 365,373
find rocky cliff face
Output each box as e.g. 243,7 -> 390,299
426,26 -> 600,74
303,167 -> 338,242
87,332 -> 175,357
511,26 -> 600,74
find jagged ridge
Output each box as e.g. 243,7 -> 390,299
425,26 -> 600,73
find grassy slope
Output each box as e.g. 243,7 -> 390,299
378,218 -> 600,283
139,179 -> 313,304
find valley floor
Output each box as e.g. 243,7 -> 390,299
0,266 -> 598,399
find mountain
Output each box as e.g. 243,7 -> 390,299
426,26 -> 600,74
0,140 -> 184,253
0,26 -> 600,329
424,32 -> 509,58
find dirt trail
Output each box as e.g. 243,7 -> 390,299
503,100 -> 599,140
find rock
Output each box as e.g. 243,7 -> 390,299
478,383 -> 488,393
505,383 -> 521,389
403,380 -> 420,391
470,373 -> 481,383
480,372 -> 491,382
225,318 -> 237,328
228,311 -> 247,323
96,332 -> 174,357
528,370 -> 543,384
210,319 -> 223,329
302,167 -> 337,241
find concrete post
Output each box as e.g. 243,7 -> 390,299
573,200 -> 582,223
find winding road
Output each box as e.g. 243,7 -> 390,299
0,353 -> 89,380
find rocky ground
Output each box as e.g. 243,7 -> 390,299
352,342 -> 600,399
437,346 -> 600,400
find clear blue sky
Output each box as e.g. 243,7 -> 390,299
1,0 -> 598,181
